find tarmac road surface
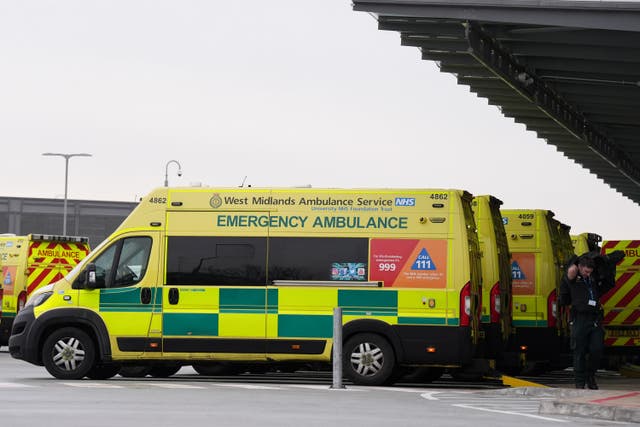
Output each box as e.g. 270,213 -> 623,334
1,350 -> 637,427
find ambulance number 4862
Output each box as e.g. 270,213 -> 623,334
378,263 -> 397,272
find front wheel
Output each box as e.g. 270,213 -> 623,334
343,333 -> 395,386
42,327 -> 96,380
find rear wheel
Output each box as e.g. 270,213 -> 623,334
343,333 -> 395,386
42,327 -> 96,380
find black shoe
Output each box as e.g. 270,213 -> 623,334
587,376 -> 598,390
575,383 -> 585,389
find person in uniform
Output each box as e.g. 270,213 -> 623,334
560,254 -> 610,389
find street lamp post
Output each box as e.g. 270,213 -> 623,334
42,152 -> 92,236
164,160 -> 182,187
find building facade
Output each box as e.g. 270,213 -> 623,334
0,197 -> 137,247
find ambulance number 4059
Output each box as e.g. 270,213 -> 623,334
378,263 -> 397,272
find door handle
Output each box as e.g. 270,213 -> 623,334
168,287 -> 179,305
140,287 -> 152,305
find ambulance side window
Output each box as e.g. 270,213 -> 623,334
113,237 -> 152,288
93,245 -> 117,288
91,237 -> 152,288
166,236 -> 267,286
269,237 -> 369,281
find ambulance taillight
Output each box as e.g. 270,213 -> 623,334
460,282 -> 471,326
490,282 -> 501,323
17,292 -> 27,312
547,289 -> 558,328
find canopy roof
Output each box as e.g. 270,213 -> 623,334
353,0 -> 640,204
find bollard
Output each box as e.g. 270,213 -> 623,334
330,307 -> 345,389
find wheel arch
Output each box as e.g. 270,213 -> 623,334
32,308 -> 112,365
342,319 -> 405,362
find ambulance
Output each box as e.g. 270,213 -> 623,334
9,187 -> 482,384
600,240 -> 640,367
501,209 -> 569,372
471,196 -> 512,361
0,234 -> 90,345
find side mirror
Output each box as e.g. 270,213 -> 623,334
72,263 -> 98,290
85,263 -> 97,289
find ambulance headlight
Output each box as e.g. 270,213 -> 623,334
25,291 -> 53,308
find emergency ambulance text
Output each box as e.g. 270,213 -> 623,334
216,215 -> 408,229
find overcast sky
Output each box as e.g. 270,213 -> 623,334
0,1 -> 637,240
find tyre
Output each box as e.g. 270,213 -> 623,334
148,365 -> 181,378
343,333 -> 396,386
86,364 -> 121,380
192,363 -> 237,376
119,366 -> 152,378
42,327 -> 96,380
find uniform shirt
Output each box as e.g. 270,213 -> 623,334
560,273 -> 603,315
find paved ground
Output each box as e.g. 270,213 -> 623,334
1,347 -> 638,424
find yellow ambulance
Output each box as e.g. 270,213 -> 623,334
0,234 -> 90,345
471,196 -> 512,361
9,187 -> 482,384
600,240 -> 640,367
501,209 -> 569,372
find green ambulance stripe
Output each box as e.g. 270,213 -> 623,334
278,314 -> 453,337
338,289 -> 398,316
163,313 -> 218,336
398,317 -> 449,325
98,286 -> 453,337
279,289 -> 399,338
218,288 -> 278,314
278,314 -> 333,338
99,288 -> 162,312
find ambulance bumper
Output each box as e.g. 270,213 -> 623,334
8,305 -> 40,365
0,316 -> 14,346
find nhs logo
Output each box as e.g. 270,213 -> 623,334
395,197 -> 416,207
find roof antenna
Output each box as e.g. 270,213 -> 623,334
240,176 -> 247,188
